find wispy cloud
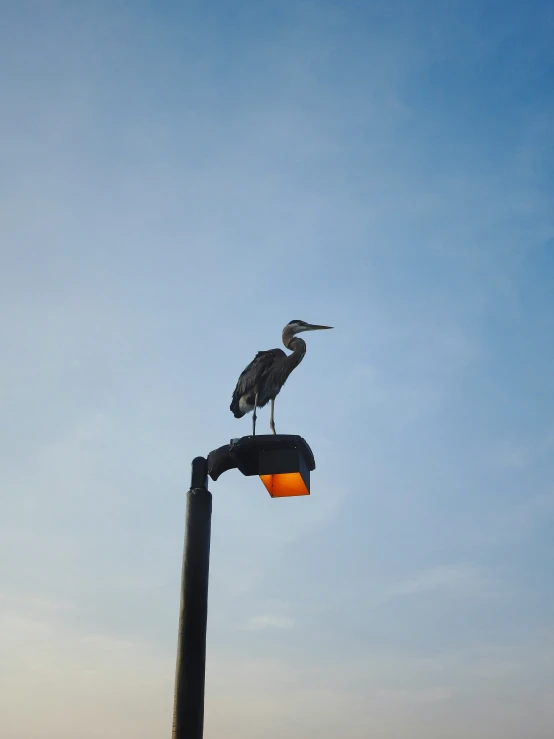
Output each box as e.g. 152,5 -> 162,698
491,491 -> 554,543
489,429 -> 554,470
0,594 -> 173,738
206,634 -> 554,739
491,441 -> 532,469
245,615 -> 295,631
375,564 -> 491,605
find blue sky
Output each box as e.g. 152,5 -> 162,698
1,0 -> 553,736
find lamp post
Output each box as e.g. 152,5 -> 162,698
171,435 -> 316,739
171,456 -> 211,739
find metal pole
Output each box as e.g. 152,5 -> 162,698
172,456 -> 212,739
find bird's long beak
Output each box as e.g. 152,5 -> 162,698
304,323 -> 333,331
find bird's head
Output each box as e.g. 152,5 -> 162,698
282,319 -> 333,347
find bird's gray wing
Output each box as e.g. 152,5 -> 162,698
230,349 -> 285,416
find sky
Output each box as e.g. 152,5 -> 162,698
1,0 -> 553,737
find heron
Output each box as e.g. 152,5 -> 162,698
230,319 -> 333,436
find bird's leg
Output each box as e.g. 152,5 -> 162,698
270,398 -> 276,435
252,392 -> 258,436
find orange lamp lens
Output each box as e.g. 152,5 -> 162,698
259,472 -> 310,498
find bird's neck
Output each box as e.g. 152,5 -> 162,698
284,336 -> 306,369
282,326 -> 295,348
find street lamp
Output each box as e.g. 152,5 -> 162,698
171,434 -> 316,739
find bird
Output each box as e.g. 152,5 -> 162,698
230,319 -> 333,436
